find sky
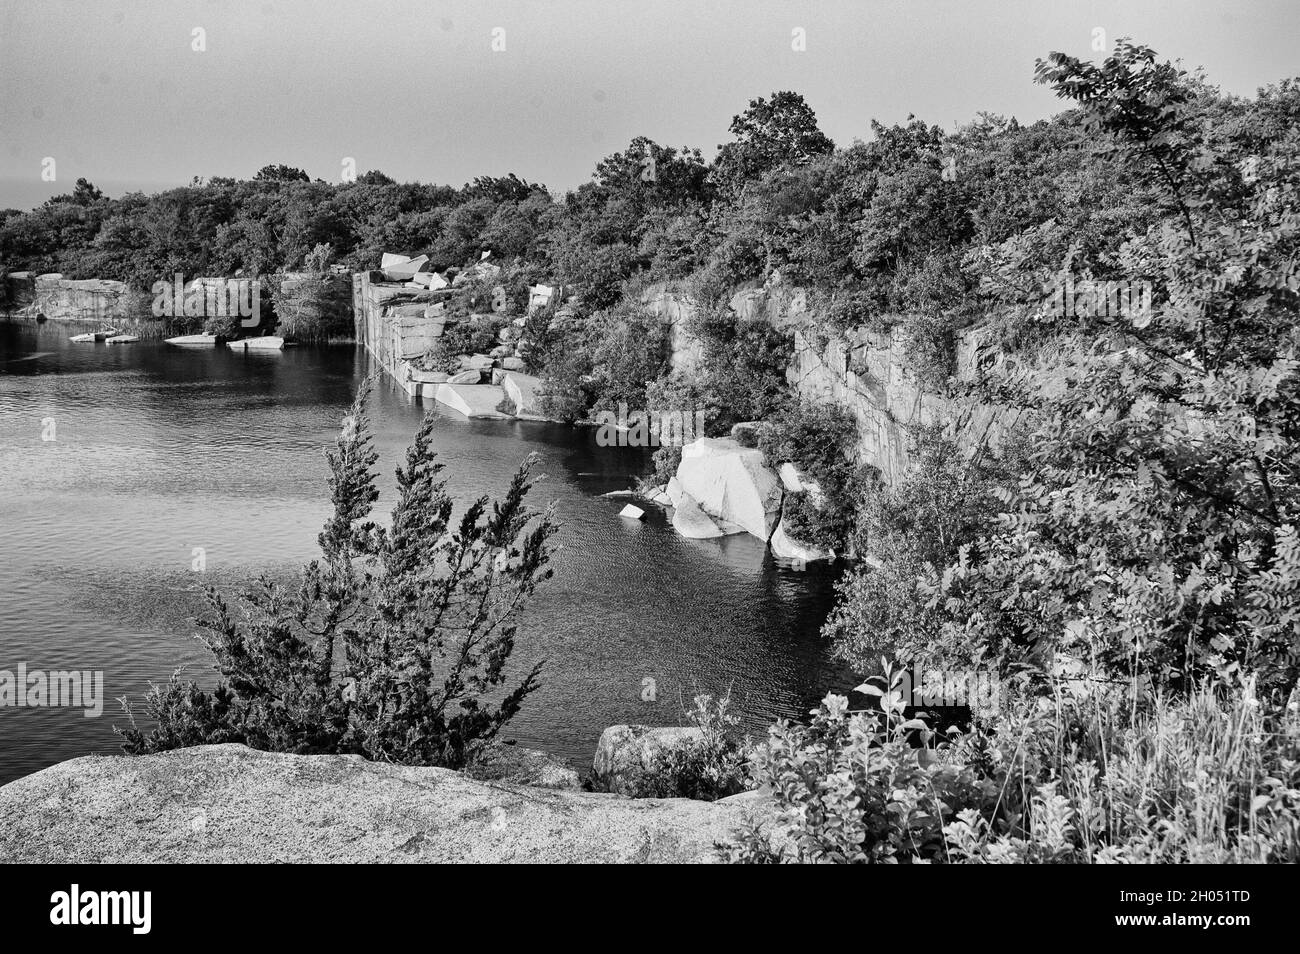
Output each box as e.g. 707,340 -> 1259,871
0,0 -> 1296,210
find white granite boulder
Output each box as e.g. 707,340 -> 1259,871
676,438 -> 783,541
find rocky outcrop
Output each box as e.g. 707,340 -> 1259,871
1,273 -> 140,322
634,282 -> 1014,489
0,743 -> 752,863
592,726 -> 705,797
769,522 -> 833,563
641,284 -> 705,374
500,371 -> 547,419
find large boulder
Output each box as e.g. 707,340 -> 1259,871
383,255 -> 430,280
675,438 -> 783,541
671,492 -> 725,539
0,744 -> 750,863
593,726 -> 704,797
501,372 -> 546,418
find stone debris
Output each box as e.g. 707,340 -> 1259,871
527,283 -> 554,313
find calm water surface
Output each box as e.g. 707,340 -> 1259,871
0,319 -> 852,784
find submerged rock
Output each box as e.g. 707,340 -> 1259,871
0,744 -> 749,863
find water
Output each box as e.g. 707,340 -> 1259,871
0,319 -> 852,784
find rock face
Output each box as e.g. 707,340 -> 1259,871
463,743 -> 580,790
635,283 -> 1014,489
1,274 -> 139,322
0,744 -> 750,864
592,726 -> 705,797
641,284 -> 705,374
676,438 -> 783,541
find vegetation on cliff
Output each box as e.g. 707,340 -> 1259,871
725,42 -> 1300,863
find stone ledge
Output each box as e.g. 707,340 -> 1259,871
0,743 -> 752,863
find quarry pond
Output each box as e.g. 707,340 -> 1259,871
0,319 -> 851,785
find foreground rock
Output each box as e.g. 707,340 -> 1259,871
0,744 -> 751,863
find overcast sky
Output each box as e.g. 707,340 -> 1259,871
1,0 -> 1296,210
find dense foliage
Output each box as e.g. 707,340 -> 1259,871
722,678 -> 1300,864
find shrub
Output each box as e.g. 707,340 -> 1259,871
720,674 -> 1300,863
823,425 -> 1005,674
623,693 -> 750,802
119,382 -> 558,769
686,304 -> 793,431
537,304 -> 672,423
759,400 -> 868,551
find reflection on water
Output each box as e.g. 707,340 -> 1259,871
0,319 -> 853,784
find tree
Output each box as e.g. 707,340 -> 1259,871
710,92 -> 835,199
925,42 -> 1300,692
356,169 -> 396,186
254,163 -> 310,183
120,383 -> 558,768
44,177 -> 104,207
